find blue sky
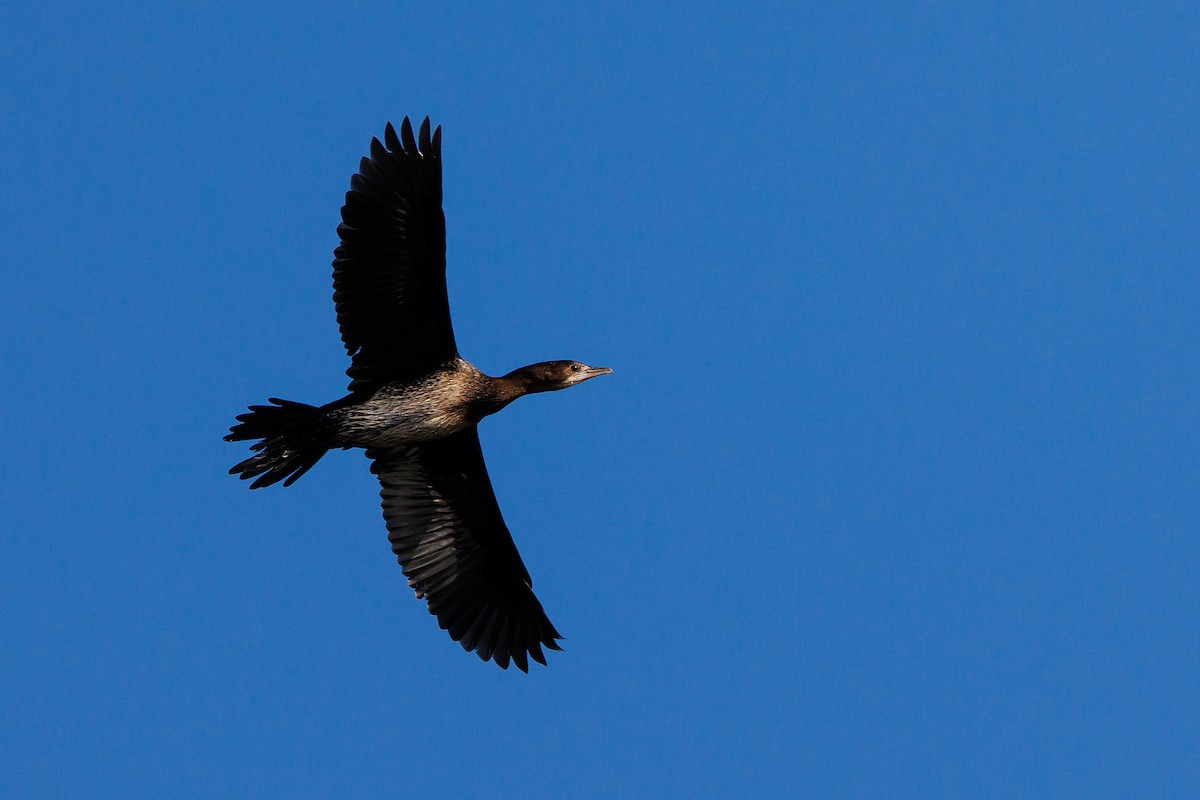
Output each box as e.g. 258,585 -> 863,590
2,2 -> 1197,797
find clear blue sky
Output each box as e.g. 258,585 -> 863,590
2,3 -> 1197,797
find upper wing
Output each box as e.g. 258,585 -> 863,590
368,428 -> 563,671
333,117 -> 457,391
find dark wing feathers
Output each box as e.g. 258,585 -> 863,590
333,116 -> 456,391
368,428 -> 563,671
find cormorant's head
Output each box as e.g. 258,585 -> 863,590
506,360 -> 613,394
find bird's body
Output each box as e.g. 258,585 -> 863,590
226,118 -> 610,671
326,358 -> 499,448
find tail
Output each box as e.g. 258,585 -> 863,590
225,398 -> 329,489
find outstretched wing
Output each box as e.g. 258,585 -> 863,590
367,428 -> 563,671
333,117 -> 457,391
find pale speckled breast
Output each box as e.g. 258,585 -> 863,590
326,359 -> 485,447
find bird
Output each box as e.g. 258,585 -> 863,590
226,117 -> 611,671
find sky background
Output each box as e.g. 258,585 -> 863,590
2,2 -> 1198,797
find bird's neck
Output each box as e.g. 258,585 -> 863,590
494,365 -> 550,397
469,369 -> 535,419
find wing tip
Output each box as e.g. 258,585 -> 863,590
400,117 -> 417,153
418,117 -> 431,153
384,120 -> 401,151
380,116 -> 439,158
440,602 -> 563,672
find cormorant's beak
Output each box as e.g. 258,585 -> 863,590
576,366 -> 613,383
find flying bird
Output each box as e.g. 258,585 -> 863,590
226,118 -> 611,671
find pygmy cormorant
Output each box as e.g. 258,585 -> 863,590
226,118 -> 611,671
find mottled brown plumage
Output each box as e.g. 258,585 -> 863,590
226,118 -> 611,671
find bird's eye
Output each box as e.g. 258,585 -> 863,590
571,364 -> 583,372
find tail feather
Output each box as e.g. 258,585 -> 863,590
226,398 -> 329,489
